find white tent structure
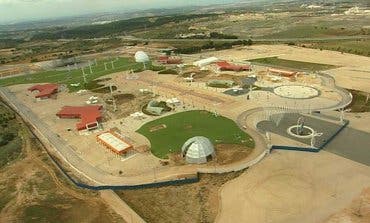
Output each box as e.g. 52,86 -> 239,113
134,51 -> 150,63
135,51 -> 150,69
193,57 -> 219,67
181,136 -> 216,164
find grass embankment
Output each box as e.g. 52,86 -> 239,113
0,57 -> 142,91
137,110 -> 254,159
347,90 -> 370,113
116,171 -> 244,223
248,56 -> 337,71
0,102 -> 22,168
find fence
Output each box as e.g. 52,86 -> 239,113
270,119 -> 349,153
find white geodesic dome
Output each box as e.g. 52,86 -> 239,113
181,136 -> 215,164
134,51 -> 150,63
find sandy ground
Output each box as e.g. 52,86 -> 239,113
216,150 -> 370,223
324,187 -> 370,223
190,45 -> 370,93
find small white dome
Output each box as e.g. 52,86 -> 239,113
135,51 -> 150,63
181,136 -> 215,164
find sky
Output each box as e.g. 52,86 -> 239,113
0,0 -> 250,24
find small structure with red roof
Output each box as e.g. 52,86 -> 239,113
56,105 -> 103,131
267,68 -> 297,77
28,83 -> 59,99
216,61 -> 251,72
158,56 -> 182,64
96,131 -> 134,156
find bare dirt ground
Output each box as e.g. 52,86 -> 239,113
167,144 -> 253,166
216,150 -> 370,223
0,126 -> 124,223
324,187 -> 370,223
214,144 -> 253,165
116,171 -> 244,223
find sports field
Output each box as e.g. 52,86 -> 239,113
248,56 -> 337,71
0,57 -> 142,91
137,110 -> 254,159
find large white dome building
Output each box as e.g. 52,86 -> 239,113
181,136 -> 216,164
134,51 -> 150,63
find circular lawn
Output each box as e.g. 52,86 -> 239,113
136,110 -> 254,159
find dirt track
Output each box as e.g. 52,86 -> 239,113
216,150 -> 370,223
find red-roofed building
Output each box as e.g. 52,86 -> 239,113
158,56 -> 182,64
28,84 -> 59,99
96,131 -> 134,156
216,61 -> 251,72
56,105 -> 103,131
267,68 -> 297,77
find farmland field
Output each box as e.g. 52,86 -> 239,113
248,57 -> 338,71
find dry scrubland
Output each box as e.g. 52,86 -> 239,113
116,171 -> 243,223
0,121 -> 124,223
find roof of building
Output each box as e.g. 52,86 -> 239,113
242,77 -> 257,86
268,68 -> 297,76
181,136 -> 215,161
158,56 -> 182,64
28,83 -> 58,98
193,57 -> 219,67
216,61 -> 251,71
97,131 -> 133,154
56,105 -> 103,130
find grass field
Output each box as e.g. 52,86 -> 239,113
0,57 -> 142,91
136,110 -> 254,159
308,39 -> 370,57
248,56 -> 337,71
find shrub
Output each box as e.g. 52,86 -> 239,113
158,69 -> 178,75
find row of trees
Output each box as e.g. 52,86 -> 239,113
174,39 -> 253,54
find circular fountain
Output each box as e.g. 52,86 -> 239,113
287,116 -> 314,139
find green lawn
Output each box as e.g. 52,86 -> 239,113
248,56 -> 337,71
0,57 -> 143,91
136,110 -> 254,159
